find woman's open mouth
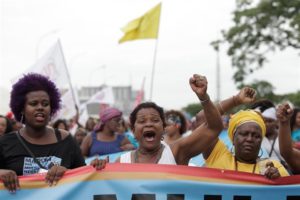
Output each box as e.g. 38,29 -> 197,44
143,131 -> 156,142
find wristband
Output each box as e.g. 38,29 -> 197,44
200,95 -> 210,104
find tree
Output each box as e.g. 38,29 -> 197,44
216,0 -> 300,87
247,79 -> 276,99
276,91 -> 300,107
183,81 -> 300,116
288,92 -> 300,107
182,103 -> 202,117
247,80 -> 300,107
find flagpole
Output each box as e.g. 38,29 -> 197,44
149,39 -> 159,101
149,3 -> 162,101
57,39 -> 78,107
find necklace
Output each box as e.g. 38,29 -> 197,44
134,144 -> 165,164
234,157 -> 257,174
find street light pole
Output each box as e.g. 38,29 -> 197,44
69,52 -> 87,75
211,40 -> 221,102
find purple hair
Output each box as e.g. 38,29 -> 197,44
10,73 -> 61,122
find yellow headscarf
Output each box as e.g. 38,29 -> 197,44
228,110 -> 266,142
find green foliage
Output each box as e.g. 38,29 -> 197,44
183,80 -> 300,115
246,79 -> 275,99
182,103 -> 202,117
289,92 -> 300,107
216,0 -> 300,87
276,91 -> 300,107
247,80 -> 300,107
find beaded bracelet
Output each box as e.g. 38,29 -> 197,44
232,95 -> 238,106
200,95 -> 210,104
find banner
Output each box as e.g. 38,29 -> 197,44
1,164 -> 299,200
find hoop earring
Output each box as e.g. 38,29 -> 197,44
161,135 -> 164,141
230,145 -> 235,156
20,113 -> 24,124
258,148 -> 263,158
163,129 -> 167,135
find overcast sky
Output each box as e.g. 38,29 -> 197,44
1,0 -> 299,114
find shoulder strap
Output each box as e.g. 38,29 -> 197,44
271,138 -> 285,160
54,128 -> 62,141
117,134 -> 125,142
91,131 -> 97,139
16,131 -> 46,169
268,137 -> 277,157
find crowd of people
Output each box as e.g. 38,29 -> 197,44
0,72 -> 300,193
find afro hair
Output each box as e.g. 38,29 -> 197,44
10,73 -> 61,122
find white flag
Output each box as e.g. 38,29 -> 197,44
86,86 -> 115,105
78,87 -> 115,125
13,40 -> 78,120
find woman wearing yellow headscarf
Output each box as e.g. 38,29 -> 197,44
204,109 -> 289,178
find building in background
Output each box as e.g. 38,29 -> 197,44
77,85 -> 141,118
0,87 -> 10,114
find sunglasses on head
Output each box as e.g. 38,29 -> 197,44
166,115 -> 181,126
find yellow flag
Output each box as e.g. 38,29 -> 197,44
119,3 -> 161,43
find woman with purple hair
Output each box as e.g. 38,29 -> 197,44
81,107 -> 134,157
0,73 -> 86,193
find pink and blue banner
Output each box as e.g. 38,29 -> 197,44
1,164 -> 300,200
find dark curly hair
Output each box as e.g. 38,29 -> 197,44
52,119 -> 69,130
10,73 -> 61,122
165,110 -> 187,135
0,115 -> 13,134
249,99 -> 275,112
129,102 -> 166,130
291,107 -> 300,131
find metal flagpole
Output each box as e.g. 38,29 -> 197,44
149,39 -> 159,101
149,3 -> 162,101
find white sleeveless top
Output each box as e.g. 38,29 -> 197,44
120,141 -> 177,165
